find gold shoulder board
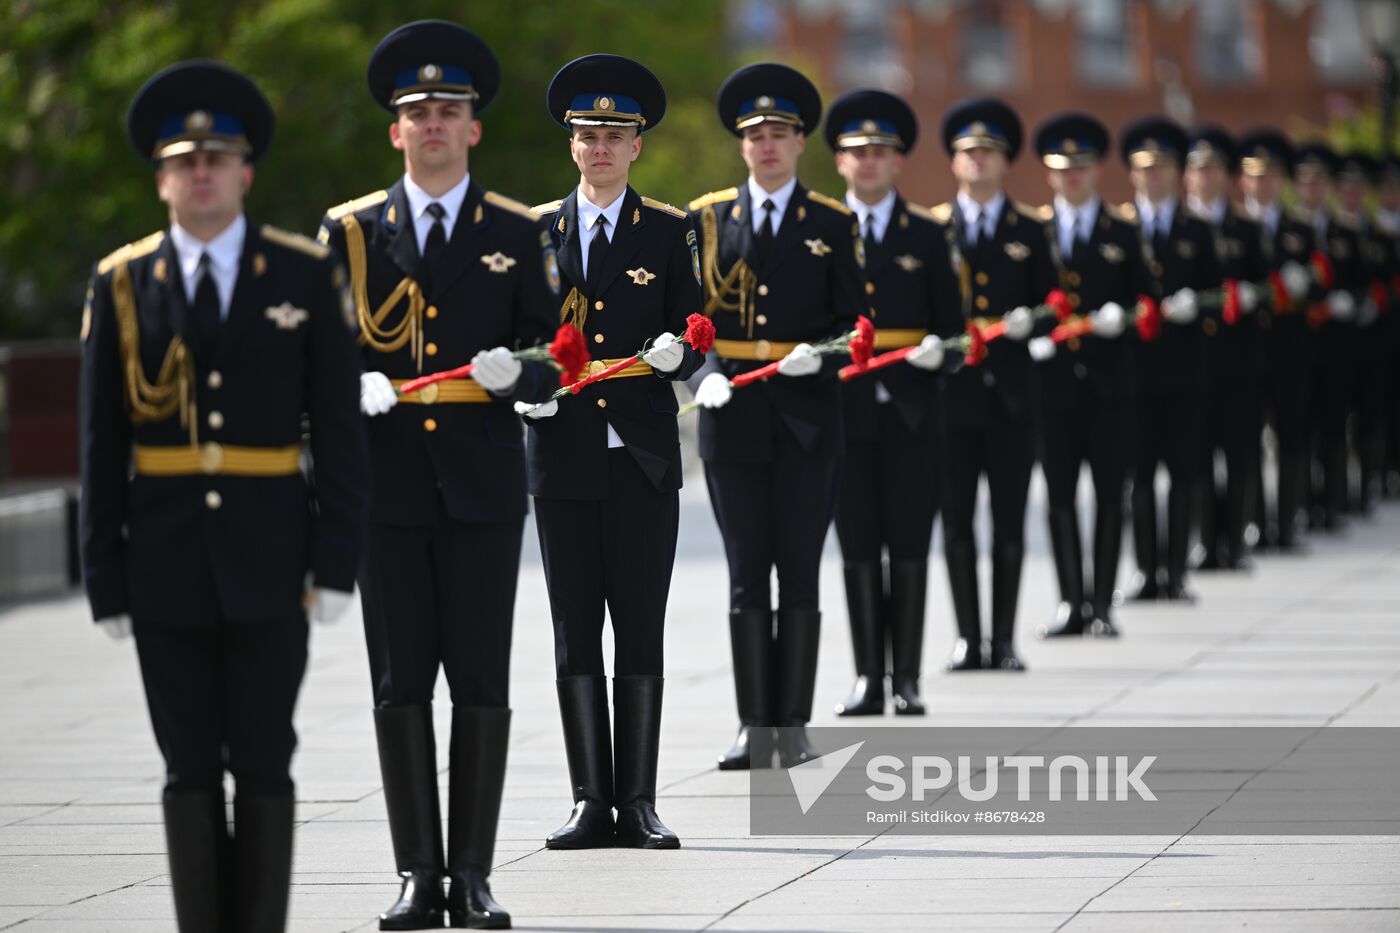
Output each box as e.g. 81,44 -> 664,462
532,199 -> 564,216
806,189 -> 853,215
641,196 -> 686,218
687,187 -> 740,212
1109,202 -> 1140,224
97,231 -> 165,275
326,189 -> 388,223
929,202 -> 954,223
483,190 -> 536,220
261,224 -> 330,259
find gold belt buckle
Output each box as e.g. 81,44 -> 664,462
419,383 -> 439,404
585,360 -> 605,377
200,442 -> 224,474
754,339 -> 772,360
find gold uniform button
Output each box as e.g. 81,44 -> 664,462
975,272 -> 989,286
1151,261 -> 1163,277
975,295 -> 990,310
1203,318 -> 1218,336
1067,272 -> 1081,286
423,418 -> 438,432
426,306 -> 439,319
425,342 -> 438,356
1069,294 -> 1081,308
755,314 -> 768,326
207,371 -> 222,389
205,490 -> 222,510
865,282 -> 875,295
594,300 -> 605,311
757,284 -> 769,296
593,333 -> 605,344
207,411 -> 224,430
596,398 -> 607,409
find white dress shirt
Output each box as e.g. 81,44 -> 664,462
1244,197 -> 1282,239
170,214 -> 246,318
957,190 -> 1005,244
403,172 -> 470,255
1188,194 -> 1228,227
846,188 -> 897,245
1377,208 -> 1400,237
747,176 -> 797,236
1136,195 -> 1178,241
574,187 -> 628,450
576,187 -> 627,274
1054,195 -> 1099,259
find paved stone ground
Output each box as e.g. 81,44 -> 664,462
3,468 -> 1398,932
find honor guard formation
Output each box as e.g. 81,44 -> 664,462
79,18 -> 1400,932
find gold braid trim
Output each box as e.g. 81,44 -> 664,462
699,204 -> 758,337
342,213 -> 427,371
110,260 -> 197,445
558,287 -> 591,330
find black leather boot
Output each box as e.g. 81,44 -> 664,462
613,676 -> 680,849
1039,507 -> 1087,637
718,609 -> 774,771
162,788 -> 228,933
1128,481 -> 1161,600
546,677 -> 615,849
446,706 -> 512,929
233,792 -> 294,933
1193,475 -> 1223,571
1276,454 -> 1308,551
373,705 -> 446,930
1165,483 -> 1197,602
943,539 -> 984,670
835,562 -> 885,716
989,541 -> 1027,670
775,608 -> 821,768
1087,504 -> 1123,637
1224,465 -> 1257,570
888,560 -> 928,715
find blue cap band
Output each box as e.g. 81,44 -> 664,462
566,92 -> 645,122
737,95 -> 800,120
393,63 -> 475,94
156,111 -> 246,141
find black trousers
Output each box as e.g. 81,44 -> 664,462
1041,394 -> 1129,514
941,410 -> 1036,551
134,617 -> 308,796
835,405 -> 940,562
358,513 -> 521,708
535,448 -> 679,677
705,431 -> 840,613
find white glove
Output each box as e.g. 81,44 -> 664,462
642,332 -> 684,374
1003,306 -> 1034,341
1163,288 -> 1198,324
1359,296 -> 1380,328
905,335 -> 945,371
307,588 -> 353,624
360,371 -> 398,416
98,615 -> 132,640
1327,290 -> 1356,321
470,346 -> 522,394
1237,281 -> 1258,314
695,372 -> 733,409
1028,336 -> 1057,361
514,399 -> 559,420
777,343 -> 822,377
1089,301 -> 1126,338
1281,261 -> 1311,300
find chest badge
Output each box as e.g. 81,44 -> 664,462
1177,239 -> 1197,259
893,254 -> 923,272
626,267 -> 657,286
480,252 -> 517,273
1099,242 -> 1125,263
805,238 -> 832,256
265,301 -> 309,331
1004,241 -> 1030,261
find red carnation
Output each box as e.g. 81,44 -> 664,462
1222,279 -> 1241,326
1311,250 -> 1334,290
1370,281 -> 1389,314
1135,295 -> 1162,342
964,320 -> 988,366
848,315 -> 876,366
855,315 -> 876,346
1045,288 -> 1075,322
1269,270 -> 1292,312
683,313 -> 716,354
549,323 -> 591,386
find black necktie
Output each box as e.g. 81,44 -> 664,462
757,198 -> 775,266
587,214 -> 610,292
1153,219 -> 1170,261
422,202 -> 446,288
192,252 -> 221,356
862,212 -> 875,253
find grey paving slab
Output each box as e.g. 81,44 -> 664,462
2,472 -> 1399,932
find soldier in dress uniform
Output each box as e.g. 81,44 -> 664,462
1377,156 -> 1400,498
932,97 -> 1056,671
1184,125 -> 1269,571
1118,117 -> 1221,603
821,90 -> 961,716
1335,152 -> 1397,514
317,21 -> 558,930
523,54 -> 704,851
81,61 -> 367,933
1030,113 -> 1153,639
1293,143 -> 1364,533
1238,129 -> 1322,551
687,63 -> 864,766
